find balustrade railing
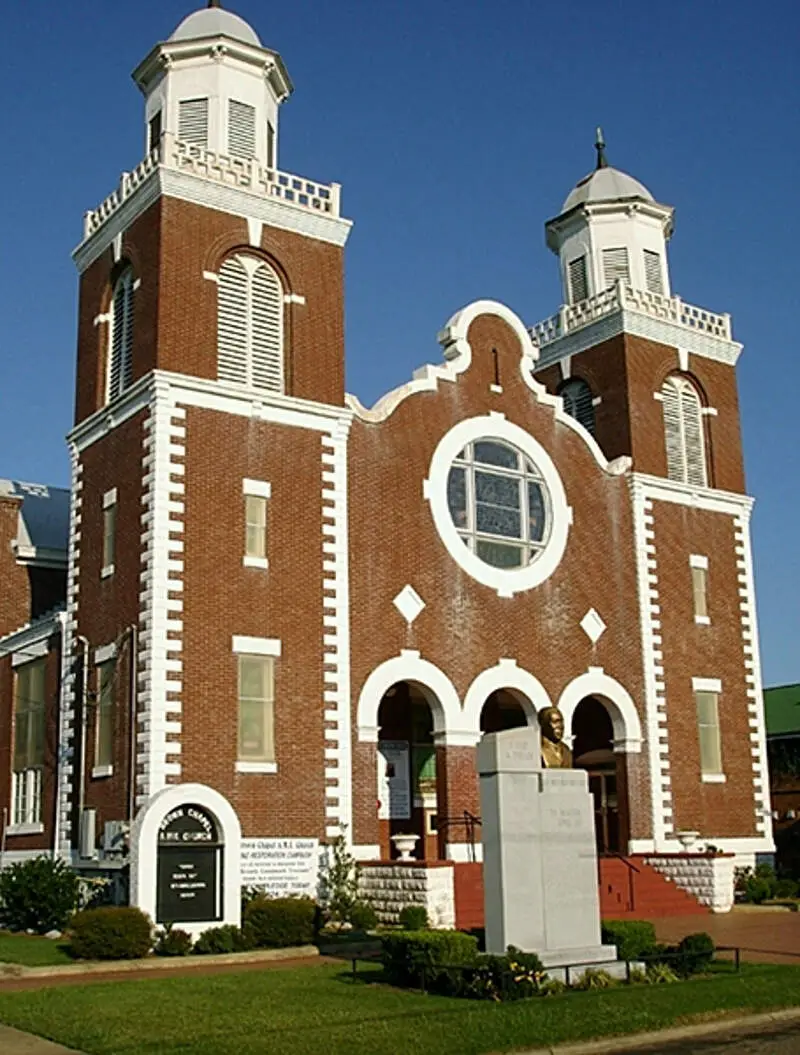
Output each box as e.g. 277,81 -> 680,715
531,282 -> 732,348
83,132 -> 341,239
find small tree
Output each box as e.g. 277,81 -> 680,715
320,835 -> 360,929
0,856 -> 80,934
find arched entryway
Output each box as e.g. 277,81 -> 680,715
572,696 -> 630,855
377,681 -> 442,861
480,689 -> 530,734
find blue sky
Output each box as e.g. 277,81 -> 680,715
1,0 -> 797,685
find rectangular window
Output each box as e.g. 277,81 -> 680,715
95,660 -> 115,771
13,658 -> 46,827
102,489 -> 117,576
148,111 -> 162,153
266,122 -> 276,169
695,691 -> 722,776
643,249 -> 664,294
238,655 -> 275,763
242,479 -> 270,567
228,100 -> 257,158
178,98 -> 209,148
567,256 -> 588,304
690,555 -> 709,623
602,247 -> 630,289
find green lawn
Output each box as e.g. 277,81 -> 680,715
0,932 -> 73,968
0,962 -> 799,1055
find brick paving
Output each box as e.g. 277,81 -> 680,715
654,908 -> 800,964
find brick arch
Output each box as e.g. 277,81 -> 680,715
203,233 -> 294,294
556,669 -> 643,753
356,652 -> 465,745
462,660 -> 551,738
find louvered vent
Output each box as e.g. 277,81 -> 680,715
568,256 -> 588,304
107,269 -> 134,403
661,376 -> 707,487
560,378 -> 596,436
602,247 -> 630,289
217,255 -> 284,392
228,100 -> 256,159
178,98 -> 209,148
644,250 -> 664,294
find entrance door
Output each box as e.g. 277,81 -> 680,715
588,770 -> 620,854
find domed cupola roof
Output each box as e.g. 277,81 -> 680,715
561,129 -> 654,213
170,1 -> 261,48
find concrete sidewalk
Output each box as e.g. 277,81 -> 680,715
0,1025 -> 84,1054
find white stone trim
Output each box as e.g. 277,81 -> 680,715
246,217 -> 263,248
701,407 -> 719,417
94,642 -> 117,665
10,638 -> 49,666
631,478 -> 672,848
6,823 -> 45,837
689,554 -> 709,570
243,556 -> 269,570
557,668 -> 644,753
58,446 -> 83,851
0,612 -> 62,660
202,271 -> 219,284
242,479 -> 271,498
351,844 -> 381,862
733,507 -> 774,845
694,614 -> 711,626
284,293 -> 306,305
320,423 -> 353,840
236,761 -> 278,774
232,635 -> 281,657
677,347 -> 689,373
692,677 -> 722,693
631,473 -> 754,516
702,773 -> 727,784
445,842 -> 484,863
100,564 -> 115,579
356,651 -> 467,745
462,659 -> 551,735
138,385 -> 186,803
92,765 -> 114,779
102,488 -> 118,509
129,783 -> 241,937
424,413 -> 572,598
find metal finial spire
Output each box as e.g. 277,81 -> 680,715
208,0 -> 222,7
595,126 -> 608,170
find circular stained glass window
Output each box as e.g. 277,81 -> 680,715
446,439 -> 551,569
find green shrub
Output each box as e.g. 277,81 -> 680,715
381,929 -> 478,987
0,856 -> 80,934
348,901 -> 378,931
398,905 -> 429,930
573,968 -> 618,990
193,925 -> 248,955
320,836 -> 360,928
601,919 -> 657,961
677,932 -> 715,975
243,896 -> 316,948
154,923 -> 193,957
744,876 -> 773,903
68,907 -> 152,960
774,878 -> 799,899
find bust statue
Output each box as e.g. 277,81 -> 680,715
538,706 -> 572,769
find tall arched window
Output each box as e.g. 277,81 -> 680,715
661,375 -> 707,487
217,254 -> 284,393
107,267 -> 134,403
560,378 -> 596,436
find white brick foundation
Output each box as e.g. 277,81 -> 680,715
359,863 -> 456,929
645,853 -> 736,913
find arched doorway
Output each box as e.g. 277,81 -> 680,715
480,689 -> 530,734
572,696 -> 630,854
377,681 -> 440,860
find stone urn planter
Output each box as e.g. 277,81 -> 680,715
390,833 -> 420,861
676,830 -> 700,851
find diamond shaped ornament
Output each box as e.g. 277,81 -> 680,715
580,608 -> 606,644
393,585 -> 425,625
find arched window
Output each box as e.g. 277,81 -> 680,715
661,375 -> 707,487
107,267 -> 134,403
217,254 -> 284,393
560,378 -> 596,436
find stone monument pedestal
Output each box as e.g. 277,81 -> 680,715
477,728 -> 618,977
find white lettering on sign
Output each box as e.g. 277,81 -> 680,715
240,838 -> 319,897
377,740 -> 411,820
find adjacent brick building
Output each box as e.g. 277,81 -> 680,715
0,5 -> 773,919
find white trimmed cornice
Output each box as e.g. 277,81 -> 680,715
629,472 -> 754,516
0,610 -> 65,658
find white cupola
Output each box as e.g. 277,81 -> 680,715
546,130 -> 674,306
132,1 -> 293,171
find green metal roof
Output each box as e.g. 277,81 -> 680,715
764,684 -> 800,737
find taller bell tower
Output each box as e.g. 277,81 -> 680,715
62,3 -> 355,867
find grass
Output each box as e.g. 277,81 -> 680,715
0,932 -> 73,968
0,962 -> 799,1054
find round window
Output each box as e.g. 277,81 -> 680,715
446,440 -> 551,569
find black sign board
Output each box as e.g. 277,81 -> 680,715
156,805 -> 223,924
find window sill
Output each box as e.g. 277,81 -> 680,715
92,765 -> 114,779
702,773 -> 727,784
100,564 -> 115,579
6,823 -> 44,836
236,761 -> 277,774
243,556 -> 269,570
694,615 -> 711,626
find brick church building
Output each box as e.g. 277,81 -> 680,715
0,3 -> 772,922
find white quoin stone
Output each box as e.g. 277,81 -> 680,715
132,6 -> 293,170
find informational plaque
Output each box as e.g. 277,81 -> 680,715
240,838 -> 319,897
156,804 -> 222,924
377,740 -> 411,820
